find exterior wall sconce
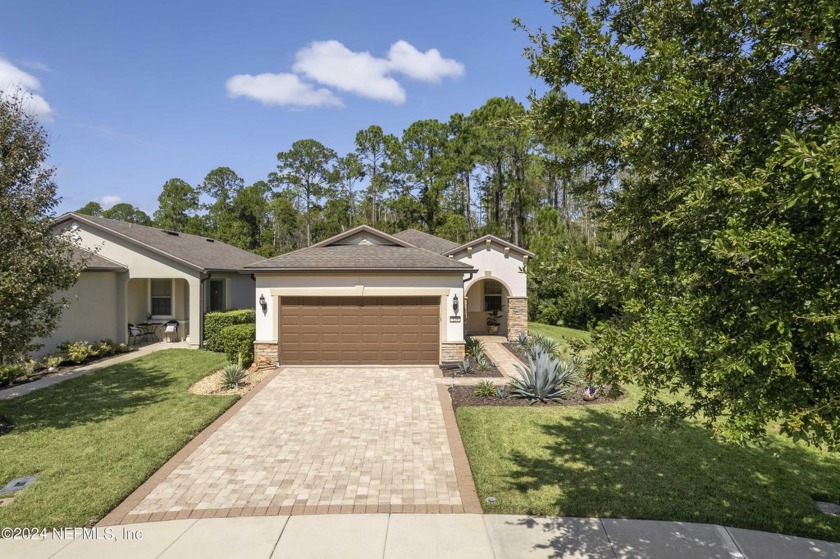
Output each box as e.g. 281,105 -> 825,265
453,294 -> 459,316
259,294 -> 267,315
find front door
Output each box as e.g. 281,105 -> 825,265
208,280 -> 225,312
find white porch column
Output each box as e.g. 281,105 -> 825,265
187,276 -> 202,347
115,273 -> 130,344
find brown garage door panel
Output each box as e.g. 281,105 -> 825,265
280,296 -> 440,365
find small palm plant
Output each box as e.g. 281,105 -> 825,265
509,347 -> 578,403
527,334 -> 560,360
220,363 -> 246,389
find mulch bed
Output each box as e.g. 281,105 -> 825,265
189,366 -> 275,396
502,342 -> 528,365
440,360 -> 504,378
449,385 -> 620,410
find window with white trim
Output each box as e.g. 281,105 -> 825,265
484,280 -> 503,311
150,279 -> 173,316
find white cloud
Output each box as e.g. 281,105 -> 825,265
0,58 -> 54,121
293,40 -> 405,103
292,40 -> 464,104
225,72 -> 342,108
19,60 -> 51,73
386,40 -> 464,82
226,40 -> 464,108
100,195 -> 122,208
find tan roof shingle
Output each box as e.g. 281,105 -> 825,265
55,213 -> 264,272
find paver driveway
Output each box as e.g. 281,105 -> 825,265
119,367 -> 465,522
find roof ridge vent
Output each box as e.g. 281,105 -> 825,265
206,238 -> 215,242
163,230 -> 180,236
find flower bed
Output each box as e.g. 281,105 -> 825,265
1,340 -> 133,389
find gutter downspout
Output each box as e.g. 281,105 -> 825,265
199,272 -> 211,349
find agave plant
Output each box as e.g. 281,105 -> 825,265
516,331 -> 529,348
220,363 -> 246,389
509,350 -> 578,403
465,337 -> 485,359
457,357 -> 474,375
527,334 -> 560,360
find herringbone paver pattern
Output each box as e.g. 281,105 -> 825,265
127,367 -> 462,518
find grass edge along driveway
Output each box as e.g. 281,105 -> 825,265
0,349 -> 235,528
457,323 -> 840,542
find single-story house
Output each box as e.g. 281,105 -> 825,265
37,213 -> 262,356
244,225 -> 534,366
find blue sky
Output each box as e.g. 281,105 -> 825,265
1,1 -> 554,215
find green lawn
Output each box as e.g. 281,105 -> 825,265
0,349 -> 234,528
457,386 -> 840,541
528,322 -> 592,358
529,322 -> 591,344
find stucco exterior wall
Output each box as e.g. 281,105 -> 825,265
453,241 -> 528,298
253,273 -> 466,348
454,240 -> 529,337
33,271 -> 122,357
209,272 -> 254,311
62,221 -> 203,344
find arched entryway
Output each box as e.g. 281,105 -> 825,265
465,277 -> 510,337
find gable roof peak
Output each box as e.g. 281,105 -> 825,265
311,225 -> 416,249
444,233 -> 536,258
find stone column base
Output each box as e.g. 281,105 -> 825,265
506,297 -> 528,342
253,341 -> 278,366
441,342 -> 466,364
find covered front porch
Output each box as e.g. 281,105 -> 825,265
465,277 -> 508,337
125,277 -> 196,345
464,276 -> 528,342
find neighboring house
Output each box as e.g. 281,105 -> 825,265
37,213 -> 262,356
244,225 -> 533,366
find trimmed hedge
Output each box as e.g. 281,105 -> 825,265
219,323 -> 256,365
204,309 -> 255,352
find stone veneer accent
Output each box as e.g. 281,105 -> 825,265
506,297 -> 528,342
441,342 -> 465,364
253,342 -> 278,365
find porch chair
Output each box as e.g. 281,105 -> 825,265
163,320 -> 180,343
128,323 -> 142,346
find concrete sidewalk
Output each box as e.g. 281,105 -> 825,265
2,514 -> 838,559
0,342 -> 191,400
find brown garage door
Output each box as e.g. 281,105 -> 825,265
279,296 -> 440,365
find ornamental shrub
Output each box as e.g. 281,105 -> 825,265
218,323 -> 255,366
0,365 -> 25,387
204,309 -> 255,352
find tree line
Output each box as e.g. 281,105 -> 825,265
75,96 -> 600,259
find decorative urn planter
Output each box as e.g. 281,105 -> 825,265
582,386 -> 599,401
